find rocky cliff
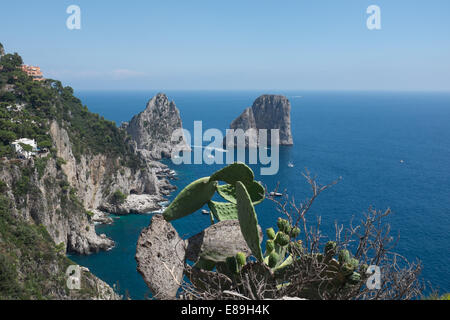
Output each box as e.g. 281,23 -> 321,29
0,118 -> 175,255
124,93 -> 190,160
224,95 -> 293,147
0,44 -> 181,299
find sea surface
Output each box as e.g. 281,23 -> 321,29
70,90 -> 450,299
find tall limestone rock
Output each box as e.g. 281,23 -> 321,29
224,95 -> 293,148
125,93 -> 189,160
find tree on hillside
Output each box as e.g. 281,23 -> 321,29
0,43 -> 4,56
0,53 -> 23,73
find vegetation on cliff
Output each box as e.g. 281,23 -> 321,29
0,190 -> 118,300
0,44 -> 134,299
0,47 -> 140,169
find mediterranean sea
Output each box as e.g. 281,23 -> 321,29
70,90 -> 450,299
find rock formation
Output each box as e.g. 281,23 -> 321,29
0,117 -> 178,255
185,220 -> 262,263
135,215 -> 262,298
125,93 -> 190,160
136,214 -> 186,299
224,94 -> 293,147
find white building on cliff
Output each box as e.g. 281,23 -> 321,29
11,138 -> 38,159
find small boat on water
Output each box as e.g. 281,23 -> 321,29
288,162 -> 294,168
201,209 -> 210,215
269,192 -> 283,197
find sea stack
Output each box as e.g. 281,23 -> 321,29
224,94 -> 293,147
125,93 -> 189,159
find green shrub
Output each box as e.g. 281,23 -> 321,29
111,189 -> 127,205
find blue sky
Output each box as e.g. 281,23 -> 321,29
1,0 -> 449,91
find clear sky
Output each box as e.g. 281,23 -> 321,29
1,0 -> 449,91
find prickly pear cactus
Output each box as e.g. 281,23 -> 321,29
338,249 -> 351,265
268,251 -> 280,268
275,232 -> 290,247
266,240 -> 275,254
163,177 -> 217,221
208,201 -> 238,221
236,181 -> 264,262
290,226 -> 300,238
277,218 -> 291,234
194,257 -> 216,271
216,181 -> 265,205
226,256 -> 239,274
266,228 -> 276,240
236,252 -> 246,267
209,162 -> 254,186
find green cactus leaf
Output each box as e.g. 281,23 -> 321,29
163,177 -> 217,222
216,181 -> 265,205
209,162 -> 254,186
193,257 -> 216,271
265,239 -> 275,255
273,254 -> 293,272
207,201 -> 238,221
236,181 -> 264,262
216,184 -> 237,203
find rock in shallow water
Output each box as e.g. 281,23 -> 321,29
100,194 -> 166,215
224,94 -> 293,147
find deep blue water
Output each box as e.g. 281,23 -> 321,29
70,90 -> 450,299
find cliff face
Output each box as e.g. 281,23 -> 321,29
0,119 -> 174,255
224,95 -> 293,147
0,186 -> 121,300
125,93 -> 189,160
49,121 -> 172,211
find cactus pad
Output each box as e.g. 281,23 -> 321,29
194,257 -> 216,271
163,177 -> 217,221
266,240 -> 275,254
209,162 -> 254,186
207,201 -> 238,221
236,181 -> 264,262
216,181 -> 265,205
